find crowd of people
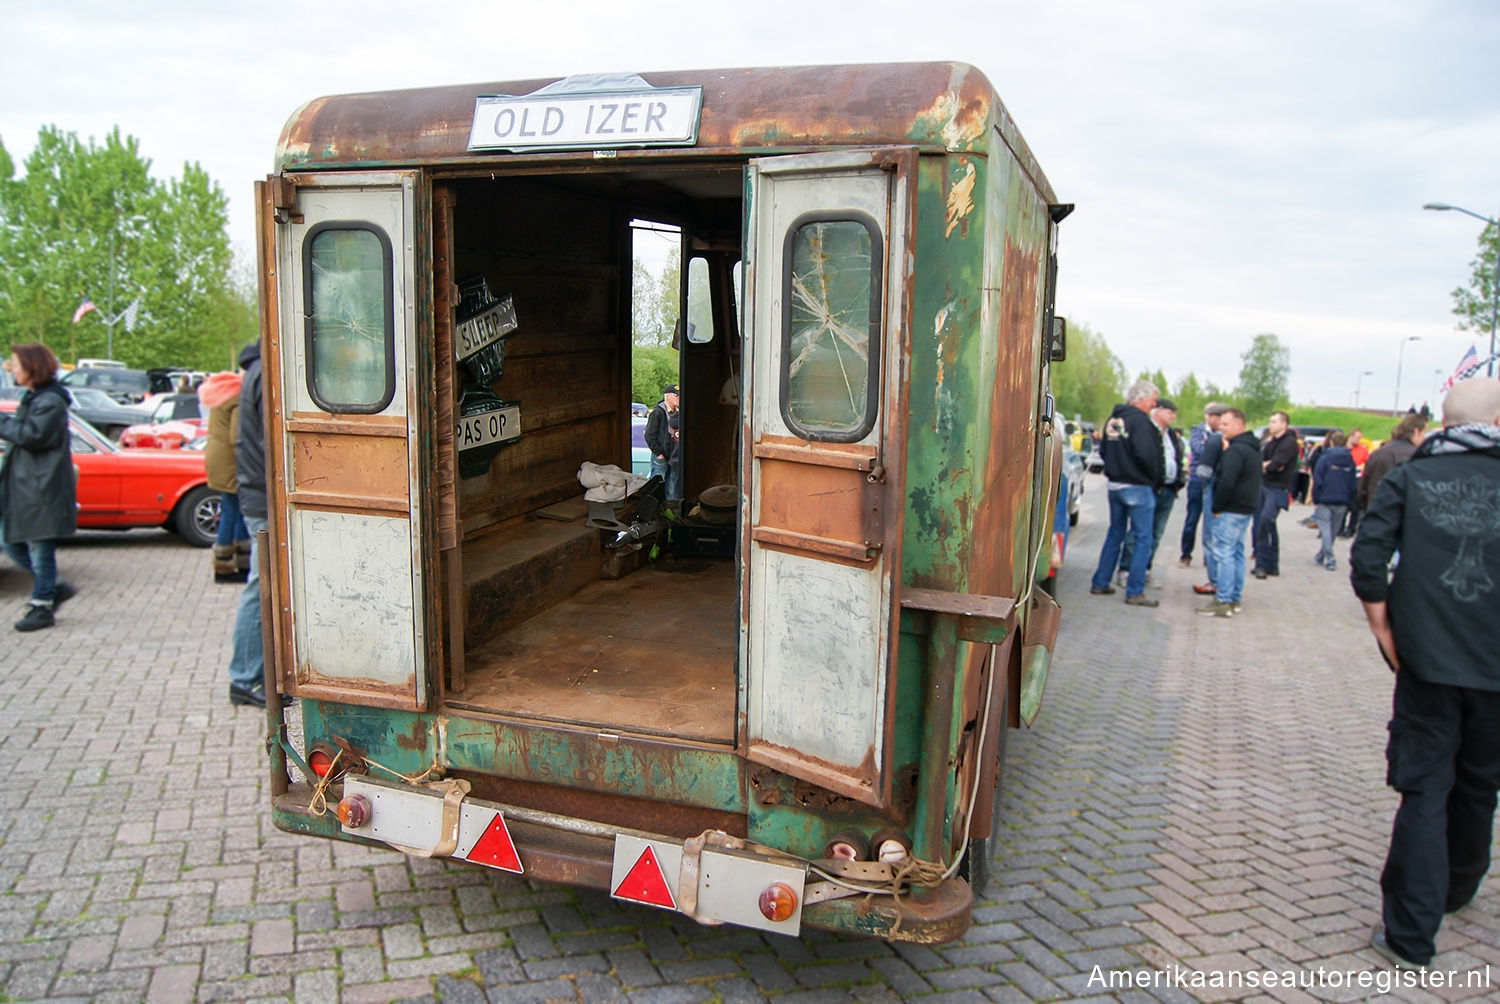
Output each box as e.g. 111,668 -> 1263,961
1083,376 -> 1500,973
1085,385 -> 1437,620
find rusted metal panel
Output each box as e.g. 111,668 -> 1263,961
753,457 -> 880,563
1019,590 -> 1060,726
801,875 -> 971,944
900,587 -> 1014,620
453,771 -> 747,842
275,64 -> 1053,201
290,429 -> 409,501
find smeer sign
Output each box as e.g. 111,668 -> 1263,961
468,84 -> 702,152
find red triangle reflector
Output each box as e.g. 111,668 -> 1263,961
612,845 -> 676,908
465,813 -> 522,873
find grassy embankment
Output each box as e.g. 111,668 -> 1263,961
1276,407 -> 1420,440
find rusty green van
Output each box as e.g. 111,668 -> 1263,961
256,61 -> 1068,943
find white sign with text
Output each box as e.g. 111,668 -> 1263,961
468,87 -> 702,151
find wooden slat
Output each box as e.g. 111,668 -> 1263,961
285,416 -> 406,437
286,491 -> 411,515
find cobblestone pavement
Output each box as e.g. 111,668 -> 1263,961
2,482 -> 1498,1003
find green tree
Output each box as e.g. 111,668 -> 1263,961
1051,320 -> 1127,426
1136,368 -> 1168,395
0,126 -> 238,370
1235,333 -> 1291,419
632,246 -> 681,347
632,345 -> 678,407
1449,214 -> 1498,340
1171,372 -> 1205,419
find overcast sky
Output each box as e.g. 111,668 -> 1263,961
3,0 -> 1495,412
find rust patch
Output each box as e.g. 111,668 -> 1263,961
452,770 -> 747,840
971,234 -> 1040,599
394,718 -> 428,752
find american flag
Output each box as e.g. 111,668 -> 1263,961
71,298 -> 96,324
1440,344 -> 1480,393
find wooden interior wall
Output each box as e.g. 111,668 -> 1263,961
451,179 -> 624,537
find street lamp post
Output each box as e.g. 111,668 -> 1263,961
1424,202 -> 1499,378
1354,369 -> 1374,408
1395,336 -> 1421,416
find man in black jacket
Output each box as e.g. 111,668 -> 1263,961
1350,377 -> 1500,970
1089,380 -> 1163,607
1198,408 -> 1260,618
1117,399 -> 1187,583
645,384 -> 679,486
227,342 -> 270,707
1252,411 -> 1299,578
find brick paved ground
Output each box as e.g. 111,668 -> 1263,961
2,483 -> 1497,1002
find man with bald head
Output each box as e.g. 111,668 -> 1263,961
1351,377 -> 1500,970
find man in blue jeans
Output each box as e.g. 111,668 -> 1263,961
1253,410 -> 1299,578
1200,408 -> 1261,618
1090,380 -> 1163,607
227,342 -> 273,707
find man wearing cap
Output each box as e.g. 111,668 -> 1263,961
1179,403 -> 1227,570
645,384 -> 679,486
1116,398 -> 1186,584
1089,380 -> 1163,607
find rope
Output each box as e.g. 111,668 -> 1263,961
306,750 -> 442,818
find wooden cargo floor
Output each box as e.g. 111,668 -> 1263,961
449,556 -> 738,742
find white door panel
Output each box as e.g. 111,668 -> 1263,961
741,150 -> 913,807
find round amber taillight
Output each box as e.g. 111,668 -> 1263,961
758,882 -> 798,922
335,794 -> 370,828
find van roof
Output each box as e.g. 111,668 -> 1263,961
275,61 -> 1055,203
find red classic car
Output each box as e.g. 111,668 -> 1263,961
1,401 -> 219,546
117,393 -> 206,449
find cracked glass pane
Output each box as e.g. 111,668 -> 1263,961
308,228 -> 390,410
786,220 -> 876,437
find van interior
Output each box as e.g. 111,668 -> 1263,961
438,165 -> 746,745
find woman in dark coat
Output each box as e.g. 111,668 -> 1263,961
0,343 -> 78,631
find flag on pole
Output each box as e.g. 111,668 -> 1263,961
122,299 -> 141,333
1440,344 -> 1481,394
71,298 -> 97,324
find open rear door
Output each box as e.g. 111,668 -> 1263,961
741,149 -> 914,807
267,171 -> 430,710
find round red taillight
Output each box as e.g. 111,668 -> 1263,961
335,794 -> 370,828
309,749 -> 335,778
824,828 -> 869,861
758,882 -> 798,922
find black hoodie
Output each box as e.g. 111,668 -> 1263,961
1350,424 -> 1500,690
1099,402 -> 1163,487
233,342 -> 267,519
1212,431 -> 1263,514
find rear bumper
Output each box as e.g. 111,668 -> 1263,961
272,780 -> 971,943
